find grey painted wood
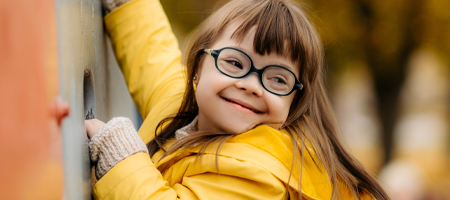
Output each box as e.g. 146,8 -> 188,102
56,0 -> 106,199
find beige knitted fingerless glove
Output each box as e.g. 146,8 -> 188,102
103,0 -> 132,13
89,117 -> 148,179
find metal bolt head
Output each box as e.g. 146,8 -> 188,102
84,69 -> 90,77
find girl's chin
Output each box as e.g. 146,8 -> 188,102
217,121 -> 257,134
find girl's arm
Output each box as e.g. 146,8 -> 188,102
105,0 -> 185,142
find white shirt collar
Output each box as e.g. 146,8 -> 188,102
174,116 -> 198,140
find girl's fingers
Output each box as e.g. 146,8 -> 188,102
85,119 -> 105,139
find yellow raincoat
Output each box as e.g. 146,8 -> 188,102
94,0 -> 372,199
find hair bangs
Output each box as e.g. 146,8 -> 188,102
230,0 -> 303,64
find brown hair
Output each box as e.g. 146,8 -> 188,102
148,0 -> 389,199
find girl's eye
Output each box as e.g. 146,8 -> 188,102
226,60 -> 243,69
271,76 -> 287,85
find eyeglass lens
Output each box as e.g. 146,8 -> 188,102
216,48 -> 296,95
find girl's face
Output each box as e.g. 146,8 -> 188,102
195,22 -> 298,134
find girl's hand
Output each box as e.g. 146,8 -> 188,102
85,119 -> 105,139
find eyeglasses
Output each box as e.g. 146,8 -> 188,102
204,47 -> 303,96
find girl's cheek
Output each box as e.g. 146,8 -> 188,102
270,95 -> 292,121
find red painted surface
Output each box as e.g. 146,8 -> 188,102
0,0 -> 64,199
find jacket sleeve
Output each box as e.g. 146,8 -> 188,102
105,0 -> 185,125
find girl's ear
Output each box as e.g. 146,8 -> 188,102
194,54 -> 206,85
193,74 -> 199,85
193,65 -> 201,85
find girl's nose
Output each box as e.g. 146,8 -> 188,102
235,73 -> 264,97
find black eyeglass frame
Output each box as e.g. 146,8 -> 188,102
204,47 -> 304,96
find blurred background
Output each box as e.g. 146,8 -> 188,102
1,0 -> 449,199
160,0 -> 450,199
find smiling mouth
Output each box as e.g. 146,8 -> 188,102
222,97 -> 263,114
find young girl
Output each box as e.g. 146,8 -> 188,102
86,0 -> 390,199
